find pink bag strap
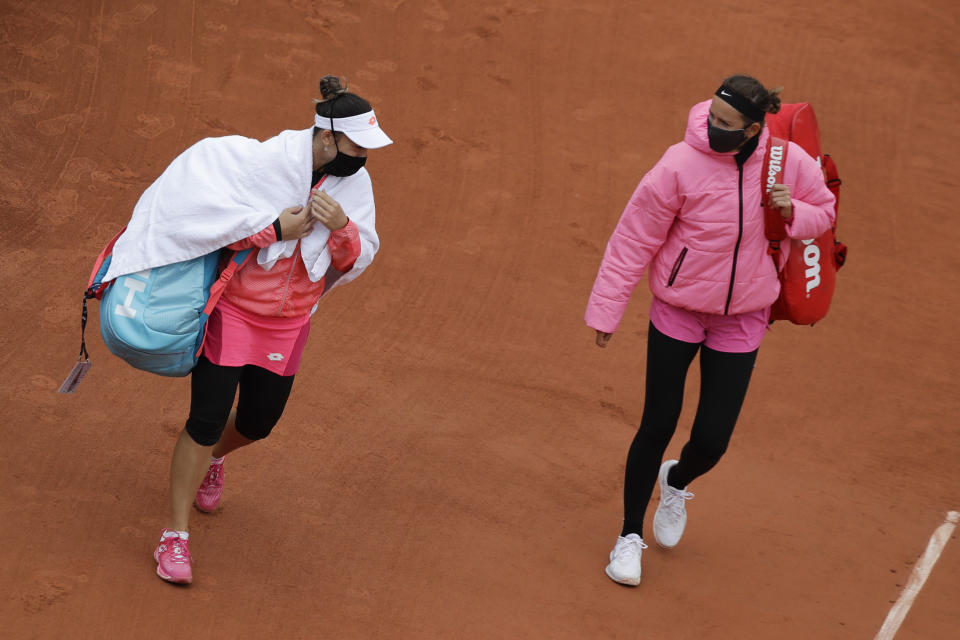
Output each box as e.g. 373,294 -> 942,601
194,247 -> 255,358
203,247 -> 255,316
86,226 -> 127,298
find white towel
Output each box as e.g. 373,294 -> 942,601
103,127 -> 379,291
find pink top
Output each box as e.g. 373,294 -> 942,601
222,221 -> 362,317
201,219 -> 362,374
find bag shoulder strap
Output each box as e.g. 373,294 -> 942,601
194,247 -> 255,359
762,136 -> 790,244
86,226 -> 127,299
203,247 -> 254,316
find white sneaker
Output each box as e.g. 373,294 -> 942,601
605,533 -> 648,586
653,460 -> 694,549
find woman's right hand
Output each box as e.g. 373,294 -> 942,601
595,330 -> 612,348
278,205 -> 317,240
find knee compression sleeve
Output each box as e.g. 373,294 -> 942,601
234,365 -> 295,441
185,356 -> 242,446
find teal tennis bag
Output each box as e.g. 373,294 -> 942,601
81,228 -> 252,378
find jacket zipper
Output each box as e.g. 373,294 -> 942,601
275,176 -> 327,316
667,247 -> 688,287
724,162 -> 745,315
277,244 -> 299,316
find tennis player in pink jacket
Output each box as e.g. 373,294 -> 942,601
586,75 -> 835,586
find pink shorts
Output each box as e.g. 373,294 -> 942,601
649,297 -> 770,353
203,298 -> 311,376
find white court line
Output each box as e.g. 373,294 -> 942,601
874,510 -> 959,640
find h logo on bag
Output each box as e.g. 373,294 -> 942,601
115,269 -> 152,319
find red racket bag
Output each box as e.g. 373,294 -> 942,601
762,103 -> 847,325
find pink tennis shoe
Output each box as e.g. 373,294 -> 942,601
195,458 -> 225,512
154,529 -> 193,584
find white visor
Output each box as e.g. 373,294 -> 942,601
314,110 -> 393,149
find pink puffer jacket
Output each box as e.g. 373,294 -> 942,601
585,100 -> 836,333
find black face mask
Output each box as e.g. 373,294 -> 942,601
319,95 -> 368,176
321,150 -> 366,177
707,118 -> 747,153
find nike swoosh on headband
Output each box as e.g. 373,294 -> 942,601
714,85 -> 766,123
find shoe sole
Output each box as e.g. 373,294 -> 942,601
605,565 -> 640,586
156,565 -> 192,584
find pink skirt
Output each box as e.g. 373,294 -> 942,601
202,298 -> 311,376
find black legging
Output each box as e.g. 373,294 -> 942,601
184,356 -> 296,446
621,323 -> 757,538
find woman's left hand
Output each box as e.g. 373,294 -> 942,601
769,184 -> 793,219
311,190 -> 349,230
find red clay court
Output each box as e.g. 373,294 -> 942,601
1,1 -> 958,638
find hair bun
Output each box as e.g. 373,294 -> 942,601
765,86 -> 783,114
313,78 -> 372,121
318,75 -> 349,101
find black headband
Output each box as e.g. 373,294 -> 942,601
715,85 -> 765,123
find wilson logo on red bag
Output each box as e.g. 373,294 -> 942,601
800,239 -> 821,295
763,103 -> 847,325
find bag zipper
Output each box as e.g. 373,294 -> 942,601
667,247 -> 688,287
